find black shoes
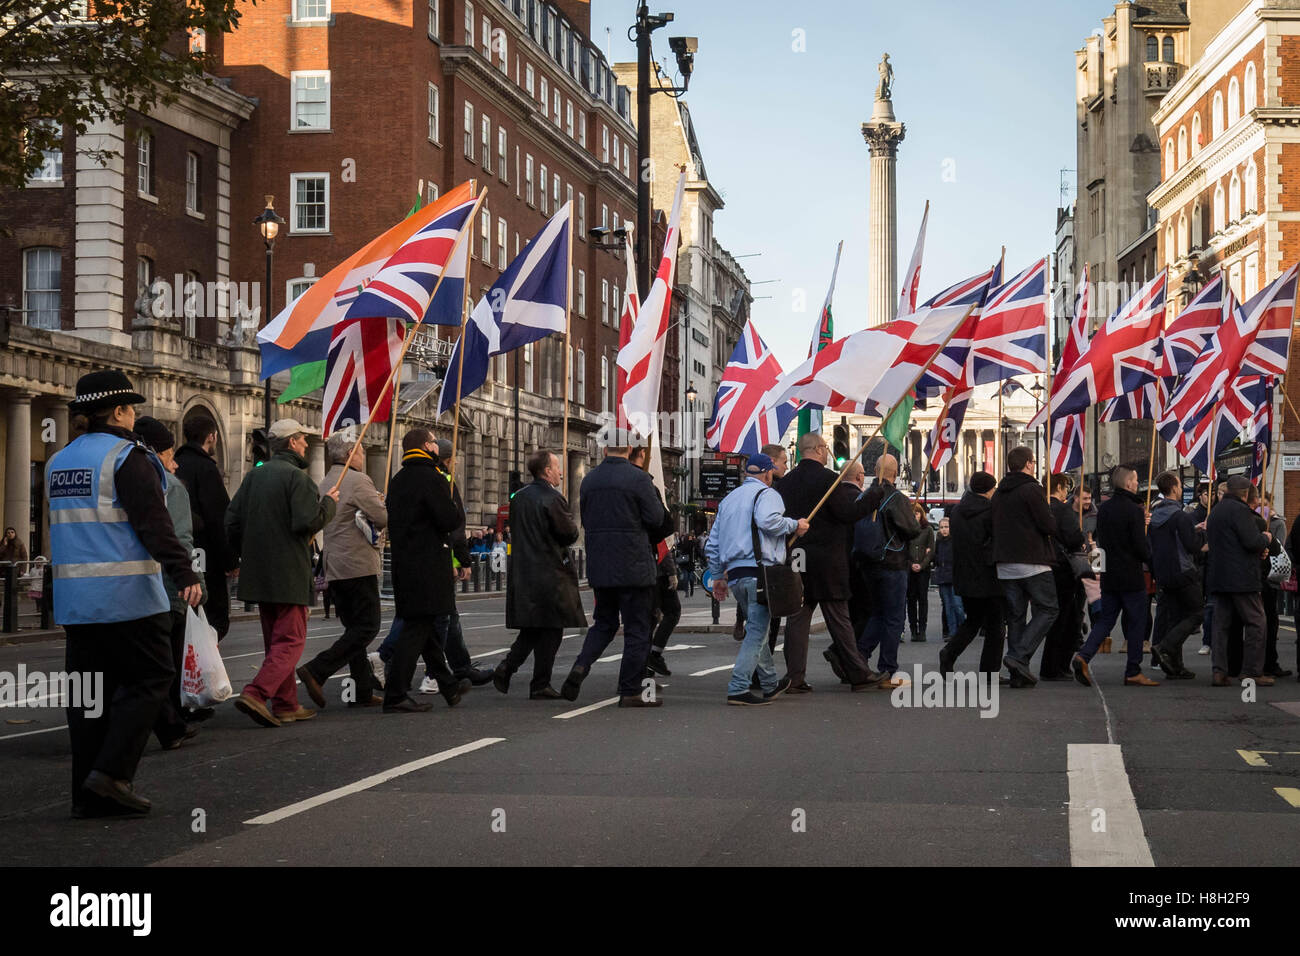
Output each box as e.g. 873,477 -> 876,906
822,648 -> 847,682
1003,656 -> 1038,687
618,694 -> 663,708
383,696 -> 434,713
492,664 -> 512,695
938,646 -> 954,677
1265,664 -> 1294,678
647,652 -> 671,677
765,676 -> 792,700
159,725 -> 200,751
529,686 -> 562,699
468,668 -> 497,686
560,665 -> 587,702
726,691 -> 770,706
442,680 -> 464,707
81,771 -> 150,814
911,632 -> 927,643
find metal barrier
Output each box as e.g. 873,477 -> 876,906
1,558 -> 50,634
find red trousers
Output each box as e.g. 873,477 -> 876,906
246,603 -> 308,713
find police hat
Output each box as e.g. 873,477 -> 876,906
70,369 -> 146,414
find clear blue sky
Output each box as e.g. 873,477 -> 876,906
592,0 -> 1109,369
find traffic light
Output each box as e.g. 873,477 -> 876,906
509,470 -> 524,496
833,421 -> 850,470
251,428 -> 270,467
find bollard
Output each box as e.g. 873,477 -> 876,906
1,564 -> 15,633
460,567 -> 468,593
473,556 -> 482,592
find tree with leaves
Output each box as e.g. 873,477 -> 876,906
0,0 -> 256,191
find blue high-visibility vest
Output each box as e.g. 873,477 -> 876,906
47,431 -> 170,626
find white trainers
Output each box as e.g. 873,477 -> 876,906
419,676 -> 440,694
1197,645 -> 1211,656
368,652 -> 386,689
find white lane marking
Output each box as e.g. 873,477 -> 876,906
470,648 -> 508,659
553,697 -> 619,719
689,665 -> 733,677
595,653 -> 620,663
244,737 -> 505,825
1067,743 -> 1155,867
0,724 -> 66,741
661,644 -> 706,651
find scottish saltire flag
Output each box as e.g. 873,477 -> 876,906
968,258 -> 1050,385
1050,414 -> 1085,473
1039,270 -> 1167,421
438,205 -> 571,416
321,317 -> 407,436
797,241 -> 843,445
619,171 -> 686,437
1156,274 -> 1228,379
912,263 -> 1001,397
257,181 -> 478,378
1000,379 -> 1026,398
1159,265 -> 1297,445
705,320 -> 798,455
342,191 -> 481,325
924,388 -> 972,471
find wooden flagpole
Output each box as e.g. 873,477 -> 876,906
790,302 -> 978,545
1145,416 -> 1159,511
330,185 -> 488,495
1266,293 -> 1299,501
562,199 -> 574,499
383,323 -> 415,495
448,208 -> 476,488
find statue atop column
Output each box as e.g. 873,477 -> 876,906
876,53 -> 894,102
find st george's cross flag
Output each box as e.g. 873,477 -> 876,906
257,181 -> 478,379
341,190 -> 482,326
705,319 -> 799,455
437,205 -> 571,416
614,228 -> 639,432
1033,269 -> 1167,424
618,170 -> 687,438
320,317 -> 407,436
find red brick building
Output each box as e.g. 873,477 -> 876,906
218,0 -> 651,523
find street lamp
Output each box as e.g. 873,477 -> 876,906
685,381 -> 697,505
252,195 -> 285,433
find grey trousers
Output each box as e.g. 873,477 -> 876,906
783,598 -> 874,685
1212,592 -> 1266,679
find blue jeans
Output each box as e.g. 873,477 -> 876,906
938,583 -> 964,636
858,566 -> 908,675
728,576 -> 777,696
1079,589 -> 1150,677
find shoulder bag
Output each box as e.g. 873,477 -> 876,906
751,491 -> 804,617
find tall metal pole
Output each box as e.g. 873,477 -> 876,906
263,244 -> 272,432
513,349 -> 520,480
635,1 -> 653,300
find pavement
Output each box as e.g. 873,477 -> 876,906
2,588 -> 1299,867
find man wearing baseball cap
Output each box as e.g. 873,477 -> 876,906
705,453 -> 809,705
47,369 -> 202,816
225,418 -> 337,727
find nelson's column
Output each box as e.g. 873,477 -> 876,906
862,53 -> 906,328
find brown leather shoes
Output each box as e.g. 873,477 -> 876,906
1071,654 -> 1092,686
1248,675 -> 1276,687
1212,672 -> 1231,686
274,706 -> 318,723
348,693 -> 385,708
1124,673 -> 1160,687
296,665 -> 327,708
234,691 -> 281,727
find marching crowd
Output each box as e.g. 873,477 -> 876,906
40,367 -> 1298,817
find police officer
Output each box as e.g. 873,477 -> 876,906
48,370 -> 201,817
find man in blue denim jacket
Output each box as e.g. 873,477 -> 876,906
705,454 -> 809,705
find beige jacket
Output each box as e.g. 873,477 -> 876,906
319,464 -> 388,582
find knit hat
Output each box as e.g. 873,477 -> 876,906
970,471 -> 996,494
133,416 -> 174,454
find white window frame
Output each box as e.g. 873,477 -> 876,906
24,246 -> 61,330
525,63 -> 535,96
577,269 -> 586,316
540,77 -> 549,117
182,270 -> 200,338
1213,182 -> 1226,233
28,119 -> 62,183
575,347 -> 585,407
566,183 -> 573,216
526,154 -> 535,206
290,172 -> 330,234
540,164 -> 548,214
137,130 -> 153,197
612,283 -> 620,331
137,256 -> 153,301
601,278 -> 609,325
524,342 -> 534,391
578,110 -> 587,147
290,70 -> 331,131
602,125 -> 609,163
578,193 -> 586,235
1228,76 -> 1241,126
464,101 -> 474,159
497,216 -> 507,270
1229,171 -> 1241,222
286,276 -> 317,304
497,127 -> 507,182
601,203 -> 608,228
185,151 -> 202,215
566,100 -> 574,138
1191,112 -> 1201,154
623,143 -> 629,178
480,14 -> 490,57
553,90 -> 561,126
465,0 -> 474,46
427,0 -> 439,39
1212,91 -> 1224,137
1245,62 -> 1257,113
496,27 -> 507,70
293,0 -> 329,22
426,180 -> 439,203
552,173 -> 559,213
481,114 -> 492,172
600,356 -> 609,413
428,83 -> 440,143
1244,160 -> 1258,214
480,208 -> 491,261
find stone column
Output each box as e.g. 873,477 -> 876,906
366,446 -> 387,490
861,92 -> 906,330
44,399 -> 69,454
5,393 -> 35,548
308,438 -> 326,485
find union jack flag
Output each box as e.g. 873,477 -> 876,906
1045,270 -> 1167,419
968,258 -> 1050,386
1159,265 -> 1297,445
1050,413 -> 1085,473
1178,376 -> 1273,473
1156,274 -> 1229,380
705,319 -> 799,455
322,317 -> 407,437
1100,380 -> 1168,424
924,388 -> 972,472
341,193 -> 480,325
